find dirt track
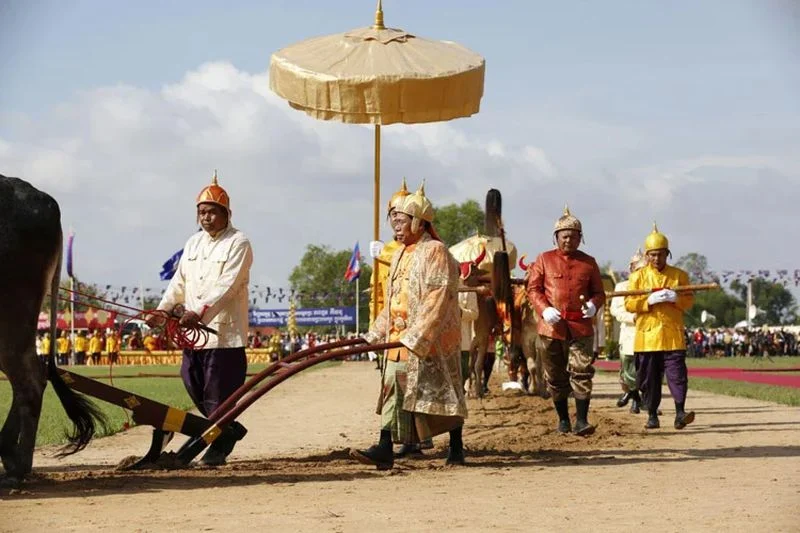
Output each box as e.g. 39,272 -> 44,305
1,363 -> 799,532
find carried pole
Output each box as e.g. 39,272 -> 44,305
746,279 -> 753,328
371,124 -> 381,329
606,283 -> 720,298
355,275 -> 360,335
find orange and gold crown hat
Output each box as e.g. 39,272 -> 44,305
387,177 -> 410,214
396,182 -> 434,223
196,170 -> 231,214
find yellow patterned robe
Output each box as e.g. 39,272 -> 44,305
365,232 -> 467,420
369,239 -> 402,324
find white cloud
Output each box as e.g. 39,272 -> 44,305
1,61 -> 798,301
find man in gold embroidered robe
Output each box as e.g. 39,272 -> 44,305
350,184 -> 467,470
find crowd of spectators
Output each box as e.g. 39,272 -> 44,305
686,327 -> 799,358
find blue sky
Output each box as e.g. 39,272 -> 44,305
1,0 -> 799,299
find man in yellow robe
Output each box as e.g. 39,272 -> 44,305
368,178 -> 409,325
625,223 -> 695,430
352,184 -> 467,470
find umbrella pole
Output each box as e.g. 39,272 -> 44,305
371,124 -> 381,328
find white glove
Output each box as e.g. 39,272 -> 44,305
661,289 -> 677,302
369,240 -> 384,259
582,300 -> 597,319
542,307 -> 562,325
647,290 -> 675,306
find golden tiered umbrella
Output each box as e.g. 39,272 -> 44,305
269,0 -> 485,318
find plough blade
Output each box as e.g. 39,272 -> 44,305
120,429 -> 174,470
59,339 -> 402,468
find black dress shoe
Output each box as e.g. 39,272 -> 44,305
616,392 -> 632,408
629,399 -> 641,414
446,445 -> 465,466
350,445 -> 393,470
557,419 -> 572,434
674,411 -> 695,430
394,443 -> 423,458
645,414 -> 660,429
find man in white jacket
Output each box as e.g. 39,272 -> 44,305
148,171 -> 254,465
609,250 -> 648,414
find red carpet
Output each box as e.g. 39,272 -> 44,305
594,360 -> 800,389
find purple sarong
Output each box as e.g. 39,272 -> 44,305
180,347 -> 247,417
634,350 -> 688,411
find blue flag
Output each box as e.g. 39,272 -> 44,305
344,242 -> 361,282
159,249 -> 184,281
66,231 -> 75,279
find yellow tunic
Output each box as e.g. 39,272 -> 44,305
57,337 -> 70,353
74,336 -> 88,352
106,336 -> 119,353
143,335 -> 157,351
88,336 -> 103,353
41,338 -> 51,355
625,264 -> 693,352
369,239 -> 402,324
385,243 -> 415,362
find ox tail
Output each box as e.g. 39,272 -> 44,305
484,189 -> 502,237
46,228 -> 107,457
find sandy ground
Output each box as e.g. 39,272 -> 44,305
1,363 -> 799,532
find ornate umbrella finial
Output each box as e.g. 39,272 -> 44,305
212,169 -> 218,185
563,203 -> 571,216
373,0 -> 385,30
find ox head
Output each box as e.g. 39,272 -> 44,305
459,244 -> 487,285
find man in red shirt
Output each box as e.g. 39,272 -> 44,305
527,206 -> 605,436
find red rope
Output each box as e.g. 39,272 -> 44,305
57,288 -> 210,350
56,288 -> 213,431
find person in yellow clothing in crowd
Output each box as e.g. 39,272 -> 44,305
625,223 -> 696,431
105,330 -> 120,364
88,330 -> 104,365
56,330 -> 70,365
73,330 -> 89,365
143,330 -> 157,353
40,332 -> 51,366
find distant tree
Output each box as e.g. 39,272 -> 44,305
730,278 -> 798,326
42,279 -> 107,313
142,296 -> 161,311
685,290 -> 746,329
433,200 -> 485,247
675,253 -> 710,283
288,244 -> 372,333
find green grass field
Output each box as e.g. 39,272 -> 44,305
0,361 -> 340,447
689,377 -> 800,406
685,356 -> 800,369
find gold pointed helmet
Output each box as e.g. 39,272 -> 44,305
644,222 -> 669,252
387,177 -> 410,214
396,183 -> 435,223
553,204 -> 582,234
196,170 -> 231,214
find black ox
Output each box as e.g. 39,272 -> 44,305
0,174 -> 105,487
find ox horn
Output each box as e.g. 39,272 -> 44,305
518,255 -> 529,271
472,244 -> 487,266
